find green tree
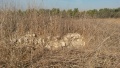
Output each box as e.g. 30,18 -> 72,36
98,8 -> 112,18
87,9 -> 98,17
61,10 -> 67,18
67,9 -> 73,17
73,8 -> 79,17
51,8 -> 60,15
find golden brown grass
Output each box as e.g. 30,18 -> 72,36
0,10 -> 120,68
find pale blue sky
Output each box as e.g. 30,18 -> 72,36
0,0 -> 120,10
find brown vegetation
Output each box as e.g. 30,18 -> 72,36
0,10 -> 120,68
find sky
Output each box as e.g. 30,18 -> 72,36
0,0 -> 120,10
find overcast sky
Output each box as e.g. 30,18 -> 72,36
0,0 -> 120,10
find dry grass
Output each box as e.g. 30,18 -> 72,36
0,10 -> 120,68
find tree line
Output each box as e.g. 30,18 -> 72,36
1,7 -> 120,18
